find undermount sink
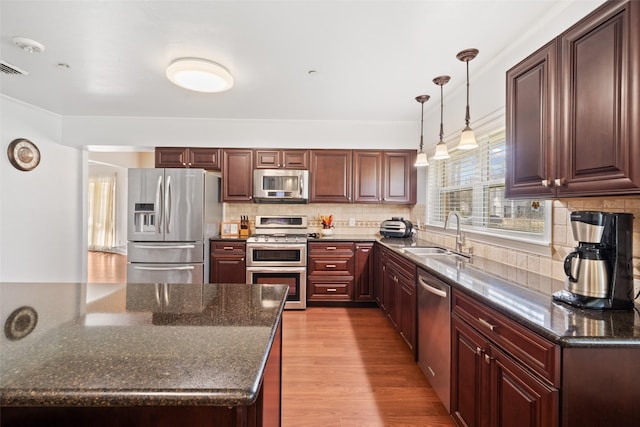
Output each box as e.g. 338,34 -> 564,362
402,246 -> 451,255
402,246 -> 471,261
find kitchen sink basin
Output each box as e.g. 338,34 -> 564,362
402,247 -> 451,255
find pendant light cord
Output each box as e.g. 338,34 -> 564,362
419,101 -> 425,151
439,84 -> 444,144
465,60 -> 471,127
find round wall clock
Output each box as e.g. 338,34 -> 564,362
7,138 -> 40,171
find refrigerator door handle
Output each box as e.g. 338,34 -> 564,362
131,266 -> 195,271
155,175 -> 164,234
131,244 -> 197,250
165,175 -> 172,234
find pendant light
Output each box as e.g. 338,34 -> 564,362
414,95 -> 430,167
456,48 -> 479,150
433,75 -> 451,160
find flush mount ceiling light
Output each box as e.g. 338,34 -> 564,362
166,58 -> 234,93
12,36 -> 45,54
414,95 -> 430,167
456,48 -> 479,150
433,75 -> 451,160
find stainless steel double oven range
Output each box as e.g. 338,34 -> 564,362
245,215 -> 308,309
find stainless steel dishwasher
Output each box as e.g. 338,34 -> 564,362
417,267 -> 451,412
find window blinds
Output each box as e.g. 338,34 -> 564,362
427,129 -> 545,237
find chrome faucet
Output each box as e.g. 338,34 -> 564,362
444,211 -> 465,254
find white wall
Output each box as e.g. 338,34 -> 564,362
0,96 -> 85,282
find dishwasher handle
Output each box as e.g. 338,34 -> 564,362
418,275 -> 448,298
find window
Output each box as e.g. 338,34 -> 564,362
427,127 -> 548,242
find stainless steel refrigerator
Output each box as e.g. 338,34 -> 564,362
127,168 -> 222,284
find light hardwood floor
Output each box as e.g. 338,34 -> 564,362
87,250 -> 127,283
88,253 -> 454,426
282,307 -> 453,427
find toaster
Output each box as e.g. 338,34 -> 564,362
380,217 -> 414,238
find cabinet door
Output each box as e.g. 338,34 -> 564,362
374,245 -> 386,307
282,150 -> 309,169
353,151 -> 382,203
451,315 -> 489,427
210,256 -> 246,283
210,242 -> 246,284
490,345 -> 559,427
222,149 -> 253,202
382,151 -> 416,204
398,276 -> 416,354
557,0 -> 640,196
310,150 -> 353,203
255,150 -> 281,168
505,41 -> 557,198
155,147 -> 188,168
354,243 -> 374,301
189,148 -> 221,170
384,264 -> 400,329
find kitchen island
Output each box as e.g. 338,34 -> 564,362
0,282 -> 287,427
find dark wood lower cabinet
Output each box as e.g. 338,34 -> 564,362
451,313 -> 559,427
374,245 -> 416,356
210,241 -> 246,283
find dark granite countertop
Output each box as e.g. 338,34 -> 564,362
377,237 -> 640,348
0,282 -> 288,407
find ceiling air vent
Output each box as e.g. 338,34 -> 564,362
0,60 -> 29,75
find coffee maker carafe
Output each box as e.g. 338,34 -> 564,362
553,211 -> 634,310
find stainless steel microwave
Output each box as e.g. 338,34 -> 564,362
253,169 -> 309,203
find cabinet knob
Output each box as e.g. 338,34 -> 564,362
541,179 -> 550,187
554,178 -> 564,187
484,354 -> 493,365
326,264 -> 337,268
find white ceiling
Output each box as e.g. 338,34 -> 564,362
0,0 -> 604,123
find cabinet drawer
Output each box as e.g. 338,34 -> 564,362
308,277 -> 354,301
308,242 -> 354,255
211,241 -> 246,255
452,290 -> 560,387
308,257 -> 353,274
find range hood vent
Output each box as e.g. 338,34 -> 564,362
1,60 -> 29,75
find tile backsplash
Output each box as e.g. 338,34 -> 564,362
413,197 -> 640,296
225,196 -> 640,297
225,202 -> 412,236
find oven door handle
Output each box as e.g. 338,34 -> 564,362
246,266 -> 306,272
248,243 -> 307,250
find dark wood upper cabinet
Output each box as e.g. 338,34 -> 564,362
310,150 -> 353,203
155,147 -> 221,170
188,148 -> 221,169
222,148 -> 253,202
352,150 -> 416,204
382,151 -> 416,204
255,149 -> 309,169
353,151 -> 382,203
506,0 -> 640,198
506,41 -> 557,198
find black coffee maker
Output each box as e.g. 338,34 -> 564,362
553,211 -> 634,310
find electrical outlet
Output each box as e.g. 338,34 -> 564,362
349,217 -> 356,227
